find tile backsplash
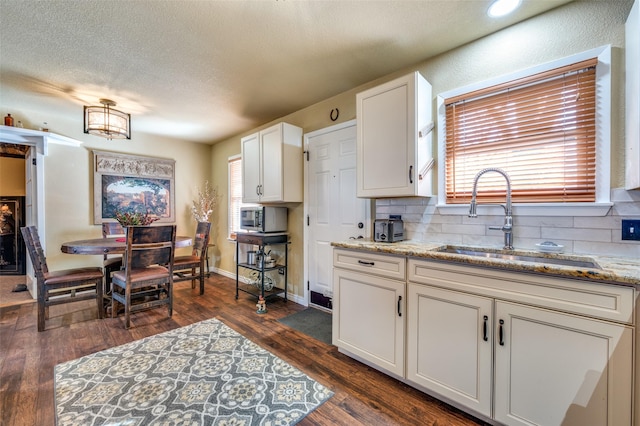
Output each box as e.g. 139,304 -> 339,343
375,188 -> 640,259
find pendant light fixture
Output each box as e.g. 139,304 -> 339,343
83,99 -> 131,140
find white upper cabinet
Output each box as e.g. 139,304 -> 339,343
626,0 -> 639,189
241,122 -> 303,203
356,71 -> 434,198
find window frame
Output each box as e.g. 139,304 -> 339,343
436,45 -> 612,217
228,154 -> 256,240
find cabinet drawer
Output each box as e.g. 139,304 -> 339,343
408,258 -> 636,324
334,248 -> 406,281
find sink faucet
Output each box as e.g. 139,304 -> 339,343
469,168 -> 513,250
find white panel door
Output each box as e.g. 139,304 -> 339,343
305,120 -> 369,308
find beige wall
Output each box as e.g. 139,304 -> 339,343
417,0 -> 630,188
209,97 -> 358,297
0,157 -> 26,195
209,0 -> 634,299
11,113 -> 214,270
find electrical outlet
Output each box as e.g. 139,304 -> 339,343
622,219 -> 640,241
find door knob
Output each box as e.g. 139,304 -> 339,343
358,222 -> 364,229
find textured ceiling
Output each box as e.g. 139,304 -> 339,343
0,0 -> 572,144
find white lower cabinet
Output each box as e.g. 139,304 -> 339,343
334,249 -> 635,425
333,249 -> 405,376
406,283 -> 493,417
406,258 -> 635,426
494,301 -> 633,426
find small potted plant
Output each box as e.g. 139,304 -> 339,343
114,210 -> 160,226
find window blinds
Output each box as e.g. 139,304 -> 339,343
228,157 -> 243,239
444,58 -> 598,204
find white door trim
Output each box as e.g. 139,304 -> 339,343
0,127 -> 66,297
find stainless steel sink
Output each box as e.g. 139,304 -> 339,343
435,246 -> 602,269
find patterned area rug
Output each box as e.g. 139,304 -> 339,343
54,318 -> 333,425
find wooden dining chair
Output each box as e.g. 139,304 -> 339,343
110,225 -> 176,329
173,221 -> 211,295
20,226 -> 104,332
102,222 -> 125,296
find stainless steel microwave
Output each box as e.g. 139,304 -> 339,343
240,206 -> 288,233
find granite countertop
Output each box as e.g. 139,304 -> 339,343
331,240 -> 640,286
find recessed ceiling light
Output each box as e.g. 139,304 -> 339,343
487,0 -> 522,17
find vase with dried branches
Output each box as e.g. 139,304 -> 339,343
191,181 -> 218,222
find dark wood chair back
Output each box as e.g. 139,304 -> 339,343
20,226 -> 104,331
101,222 -> 125,297
192,221 -> 212,255
21,226 -> 47,279
173,221 -> 211,295
101,222 -> 125,258
111,225 -> 176,329
102,222 -> 125,236
126,225 -> 175,268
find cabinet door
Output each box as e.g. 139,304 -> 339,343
406,283 -> 493,417
333,267 -> 405,376
356,72 -> 432,198
241,132 -> 261,203
259,124 -> 284,202
626,0 -> 639,189
494,301 -> 633,426
357,76 -> 413,198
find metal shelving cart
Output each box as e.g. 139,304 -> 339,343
235,232 -> 288,302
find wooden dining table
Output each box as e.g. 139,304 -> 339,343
61,235 -> 193,317
60,235 -> 193,255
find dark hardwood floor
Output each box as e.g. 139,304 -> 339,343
0,273 -> 486,426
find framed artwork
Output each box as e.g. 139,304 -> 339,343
93,150 -> 175,224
